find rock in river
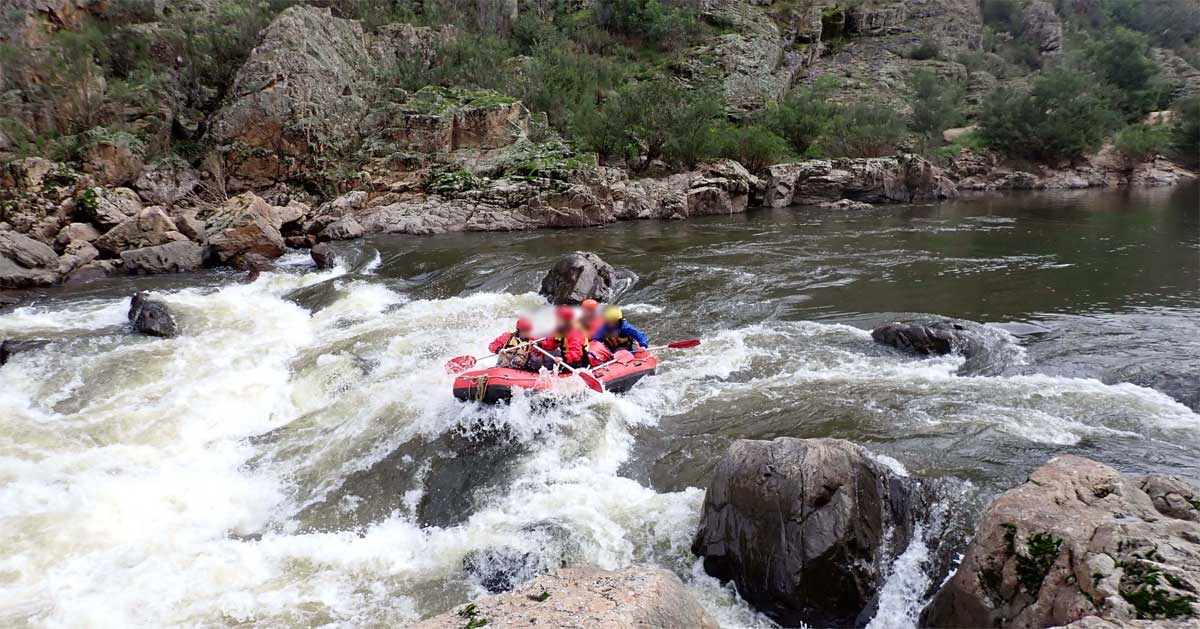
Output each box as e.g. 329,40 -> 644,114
538,251 -> 634,305
1,339 -> 50,366
128,292 -> 178,338
414,566 -> 718,629
921,455 -> 1200,628
871,319 -> 971,356
691,437 -> 920,627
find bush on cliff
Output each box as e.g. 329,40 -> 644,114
981,66 -> 1122,161
1077,26 -> 1175,118
712,123 -> 793,173
1171,96 -> 1200,169
908,69 -> 965,139
1113,123 -> 1173,168
763,81 -> 839,157
816,101 -> 907,158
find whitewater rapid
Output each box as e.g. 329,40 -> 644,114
2,256 -> 1197,628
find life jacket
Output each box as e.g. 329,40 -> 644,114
601,322 -> 636,352
549,324 -> 589,368
498,331 -> 534,368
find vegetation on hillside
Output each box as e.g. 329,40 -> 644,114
1,0 -> 1197,180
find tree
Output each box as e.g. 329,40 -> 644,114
1113,123 -> 1172,169
817,101 -> 907,158
908,69 -> 965,138
980,66 -> 1122,161
1079,27 -> 1173,118
764,81 -> 839,156
713,123 -> 792,172
1170,96 -> 1200,169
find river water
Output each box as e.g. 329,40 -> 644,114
1,184 -> 1197,627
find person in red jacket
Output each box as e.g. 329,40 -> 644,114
488,318 -> 537,371
540,306 -> 590,369
579,299 -> 603,338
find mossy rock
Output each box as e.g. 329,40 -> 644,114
402,86 -> 519,115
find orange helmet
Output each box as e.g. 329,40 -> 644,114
555,305 -> 575,321
515,317 -> 533,332
581,299 -> 600,313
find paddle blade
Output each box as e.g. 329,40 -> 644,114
445,355 -> 477,375
667,339 -> 701,349
578,371 -> 604,393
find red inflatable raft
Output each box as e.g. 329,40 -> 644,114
453,350 -> 657,403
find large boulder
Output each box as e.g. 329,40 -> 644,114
921,456 -> 1200,628
765,155 -> 957,208
871,320 -> 971,356
77,187 -> 143,230
0,229 -> 61,287
691,438 -> 920,627
413,566 -> 719,629
203,192 -> 286,265
1022,0 -> 1063,56
121,241 -> 204,275
209,5 -> 452,189
93,207 -> 183,256
538,251 -> 632,305
133,157 -> 200,205
79,129 -> 144,186
128,292 -> 178,338
310,242 -> 337,270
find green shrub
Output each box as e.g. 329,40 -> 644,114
712,123 -> 792,172
817,101 -> 907,158
427,167 -> 481,193
908,69 -> 965,137
1170,96 -> 1200,168
593,0 -> 701,51
933,129 -> 988,162
1113,123 -> 1173,165
1079,27 -> 1175,118
392,33 -> 517,92
905,39 -> 941,61
981,0 -> 1023,33
764,81 -> 839,156
980,66 -> 1123,161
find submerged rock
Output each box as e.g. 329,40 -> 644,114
414,566 -> 719,629
0,339 -> 50,366
921,455 -> 1200,628
538,251 -> 633,305
691,437 -> 920,627
128,292 -> 178,338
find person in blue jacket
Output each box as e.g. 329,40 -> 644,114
594,306 -> 649,354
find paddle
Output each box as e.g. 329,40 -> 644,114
591,339 -> 702,369
444,338 -> 544,375
532,344 -> 604,393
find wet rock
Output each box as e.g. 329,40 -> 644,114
128,292 -> 178,338
0,339 -> 50,366
921,455 -> 1200,628
417,428 -> 528,528
310,242 -> 337,269
538,251 -> 632,305
691,437 -> 920,627
121,241 -> 204,275
765,155 -> 957,208
463,522 -> 581,594
133,156 -> 199,205
203,192 -> 286,266
94,207 -> 182,256
0,229 -> 61,288
317,215 -> 364,242
77,187 -> 143,230
413,566 -> 719,629
65,259 -> 123,284
818,198 -> 874,211
871,320 -> 971,356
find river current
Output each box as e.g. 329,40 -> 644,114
1,184 -> 1197,627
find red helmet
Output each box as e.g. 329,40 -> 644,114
555,305 -> 575,321
515,317 -> 533,332
581,299 -> 599,313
